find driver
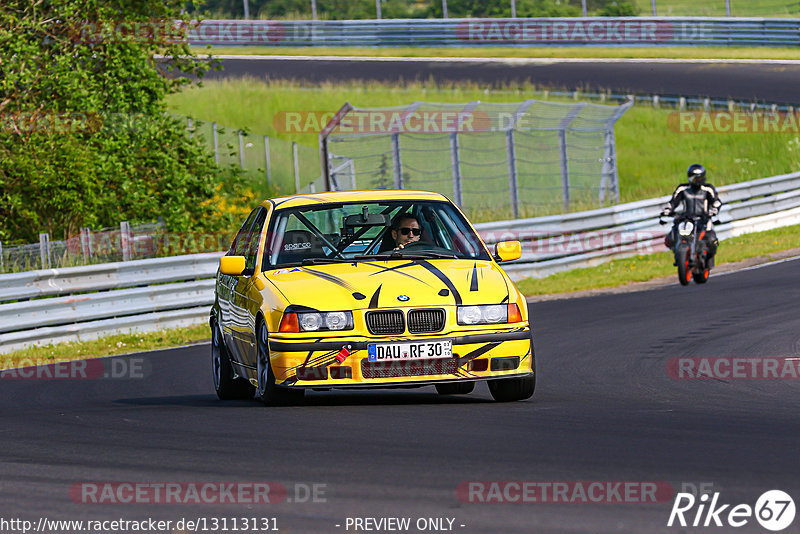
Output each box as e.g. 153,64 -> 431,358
391,213 -> 422,250
661,163 -> 722,262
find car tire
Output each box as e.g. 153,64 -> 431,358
488,337 -> 536,402
435,382 -> 475,395
256,321 -> 305,406
211,320 -> 254,400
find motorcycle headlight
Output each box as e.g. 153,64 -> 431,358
457,304 -> 509,325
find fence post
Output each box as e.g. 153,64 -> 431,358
80,227 -> 92,264
556,103 -> 587,211
212,122 -> 219,164
391,133 -> 403,189
120,221 -> 132,261
264,136 -> 271,187
651,0 -> 656,15
0,241 -> 3,272
600,98 -> 633,204
375,0 -> 381,19
442,0 -> 448,18
725,0 -> 731,16
449,133 -> 463,206
558,130 -> 570,211
293,142 -> 300,193
511,0 -> 517,17
506,130 -> 520,219
238,130 -> 245,169
39,233 -> 51,269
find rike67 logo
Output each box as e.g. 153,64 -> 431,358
668,490 -> 796,531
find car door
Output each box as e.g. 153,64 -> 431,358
222,208 -> 260,369
236,207 -> 269,371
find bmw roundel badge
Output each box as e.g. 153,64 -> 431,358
397,295 -> 410,302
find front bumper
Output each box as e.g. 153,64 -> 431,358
268,328 -> 533,388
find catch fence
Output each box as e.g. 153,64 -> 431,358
314,99 -> 633,220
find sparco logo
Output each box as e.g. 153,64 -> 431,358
284,242 -> 312,251
668,490 -> 796,531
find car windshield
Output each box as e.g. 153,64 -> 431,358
263,200 -> 491,268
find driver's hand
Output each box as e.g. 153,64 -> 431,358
393,243 -> 405,251
709,207 -> 719,216
661,208 -> 672,217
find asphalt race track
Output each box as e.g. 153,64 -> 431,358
211,57 -> 800,105
2,258 -> 799,533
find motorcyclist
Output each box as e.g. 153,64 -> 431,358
661,164 -> 722,264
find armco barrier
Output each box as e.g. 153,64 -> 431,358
0,172 -> 799,353
187,18 -> 800,48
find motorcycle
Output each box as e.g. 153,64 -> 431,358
659,213 -> 719,286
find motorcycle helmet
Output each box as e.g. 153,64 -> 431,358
687,164 -> 706,188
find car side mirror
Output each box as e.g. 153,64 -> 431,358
494,241 -> 522,262
220,256 -> 246,276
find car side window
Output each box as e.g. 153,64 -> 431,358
244,208 -> 267,272
230,209 -> 259,256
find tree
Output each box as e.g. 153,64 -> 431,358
0,0 -> 239,244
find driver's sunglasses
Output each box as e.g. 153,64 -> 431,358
398,227 -> 422,236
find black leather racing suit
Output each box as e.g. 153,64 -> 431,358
663,182 -> 722,260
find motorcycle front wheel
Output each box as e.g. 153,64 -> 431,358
676,244 -> 691,286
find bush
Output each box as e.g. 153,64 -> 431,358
0,0 -> 250,244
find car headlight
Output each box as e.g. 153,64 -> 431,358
280,310 -> 354,333
457,304 -> 522,325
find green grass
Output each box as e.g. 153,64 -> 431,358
0,325 -> 210,370
194,45 -> 800,60
633,0 -> 799,17
166,79 -> 800,216
516,223 -> 800,295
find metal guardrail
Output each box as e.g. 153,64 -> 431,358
0,172 -> 798,353
187,18 -> 800,47
0,252 -> 223,302
482,171 -> 800,279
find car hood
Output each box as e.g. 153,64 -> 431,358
262,259 -> 511,310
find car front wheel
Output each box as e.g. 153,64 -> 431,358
256,321 -> 305,406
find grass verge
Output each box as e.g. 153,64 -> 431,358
0,324 -> 209,370
516,223 -> 800,296
193,46 -> 800,61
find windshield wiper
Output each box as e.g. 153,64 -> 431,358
385,252 -> 458,259
300,258 -> 354,266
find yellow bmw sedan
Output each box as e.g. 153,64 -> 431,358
211,190 -> 534,404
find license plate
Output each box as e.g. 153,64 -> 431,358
367,340 -> 452,362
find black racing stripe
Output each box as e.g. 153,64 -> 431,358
369,284 -> 382,308
366,261 -> 431,285
470,262 -> 479,292
417,260 -> 462,305
458,341 -> 502,365
501,295 -> 509,304
301,267 -> 357,292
